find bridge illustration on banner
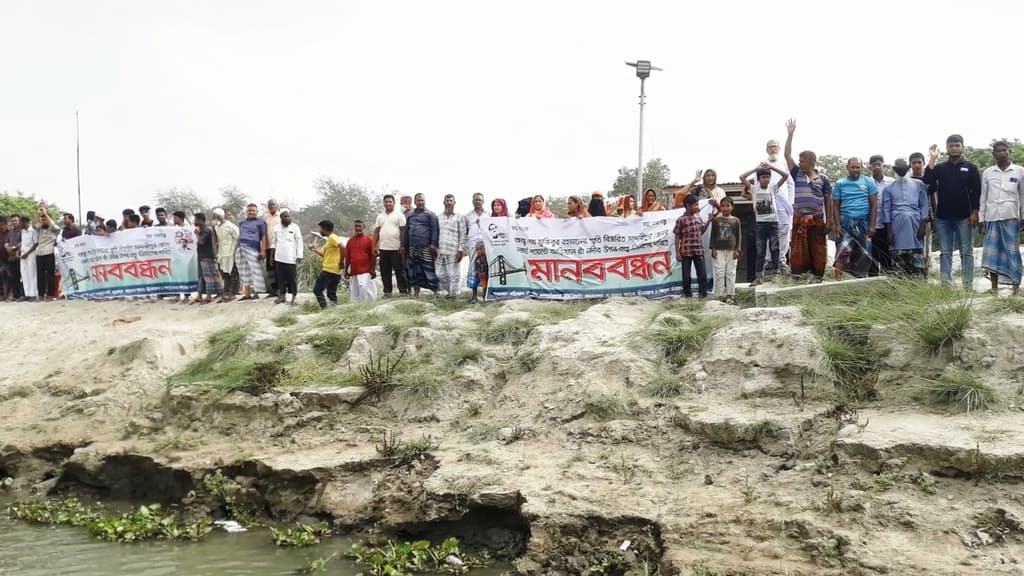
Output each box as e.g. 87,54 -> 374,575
488,255 -> 526,286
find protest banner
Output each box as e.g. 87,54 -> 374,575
479,208 -> 689,300
57,227 -> 199,299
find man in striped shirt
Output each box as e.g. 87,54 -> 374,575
783,118 -> 833,281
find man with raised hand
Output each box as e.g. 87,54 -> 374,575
783,119 -> 833,281
923,134 -> 981,289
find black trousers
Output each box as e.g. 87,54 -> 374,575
275,261 -> 297,296
378,249 -> 408,294
870,226 -> 893,276
266,248 -> 278,293
36,253 -> 56,298
7,259 -> 21,299
681,254 -> 708,298
313,271 -> 341,308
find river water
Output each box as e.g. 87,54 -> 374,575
0,515 -> 510,576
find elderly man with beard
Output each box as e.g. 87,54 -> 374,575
271,209 -> 302,306
213,208 -> 239,301
764,139 -> 795,273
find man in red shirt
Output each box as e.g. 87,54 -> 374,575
345,219 -> 377,302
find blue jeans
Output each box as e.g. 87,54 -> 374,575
935,217 -> 974,288
755,222 -> 779,277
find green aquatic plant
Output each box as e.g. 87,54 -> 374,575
270,521 -> 331,547
7,498 -> 212,544
346,537 -> 479,575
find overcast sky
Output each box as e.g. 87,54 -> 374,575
2,0 -> 1022,220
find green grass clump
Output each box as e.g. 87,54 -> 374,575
913,298 -> 972,355
206,325 -> 251,362
584,393 -> 629,421
442,342 -> 483,367
648,373 -> 686,398
476,316 -> 540,347
273,313 -> 299,327
305,331 -> 355,362
926,370 -> 997,412
647,314 -> 726,365
107,338 -> 150,365
797,279 -> 972,356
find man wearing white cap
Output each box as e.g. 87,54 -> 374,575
213,208 -> 239,301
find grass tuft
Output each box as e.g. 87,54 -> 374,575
207,325 -> 251,362
108,338 -> 150,365
925,370 -> 997,413
646,314 -> 726,365
273,314 -> 298,328
305,331 -> 355,362
442,342 -> 483,367
476,316 -> 539,347
648,373 -> 686,398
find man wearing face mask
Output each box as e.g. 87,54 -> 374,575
881,158 -> 930,277
924,135 -> 981,288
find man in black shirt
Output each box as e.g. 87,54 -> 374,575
923,134 -> 981,288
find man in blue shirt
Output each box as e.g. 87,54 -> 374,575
237,203 -> 268,300
831,157 -> 879,278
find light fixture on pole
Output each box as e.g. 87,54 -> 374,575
625,60 -> 662,208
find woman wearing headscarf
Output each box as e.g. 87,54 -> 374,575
566,196 -> 590,218
639,188 -> 665,214
588,192 -> 608,217
616,196 -> 638,218
679,169 -> 726,209
491,198 -> 509,217
528,195 -> 554,219
678,169 -> 726,294
515,198 -> 532,218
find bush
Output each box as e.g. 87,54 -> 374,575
925,370 -> 997,413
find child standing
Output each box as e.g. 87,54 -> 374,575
710,197 -> 742,304
740,162 -> 789,285
673,194 -> 715,298
469,241 -> 489,303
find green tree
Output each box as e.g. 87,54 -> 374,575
217,185 -> 249,219
546,196 -> 569,217
294,177 -> 378,237
962,138 -> 1024,171
0,192 -> 61,221
816,154 -> 848,184
611,158 -> 671,198
152,188 -> 210,218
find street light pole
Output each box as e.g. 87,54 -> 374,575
75,111 -> 82,225
625,60 -> 661,209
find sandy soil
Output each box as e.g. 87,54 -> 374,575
1,291 -> 1023,575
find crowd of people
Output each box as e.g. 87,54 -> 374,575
672,120 -> 1023,302
2,119 -> 1021,306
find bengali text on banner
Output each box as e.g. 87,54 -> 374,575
57,227 -> 199,299
479,208 -> 688,300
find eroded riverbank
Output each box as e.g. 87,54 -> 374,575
2,283 -> 1024,574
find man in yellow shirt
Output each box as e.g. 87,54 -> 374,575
307,219 -> 345,308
